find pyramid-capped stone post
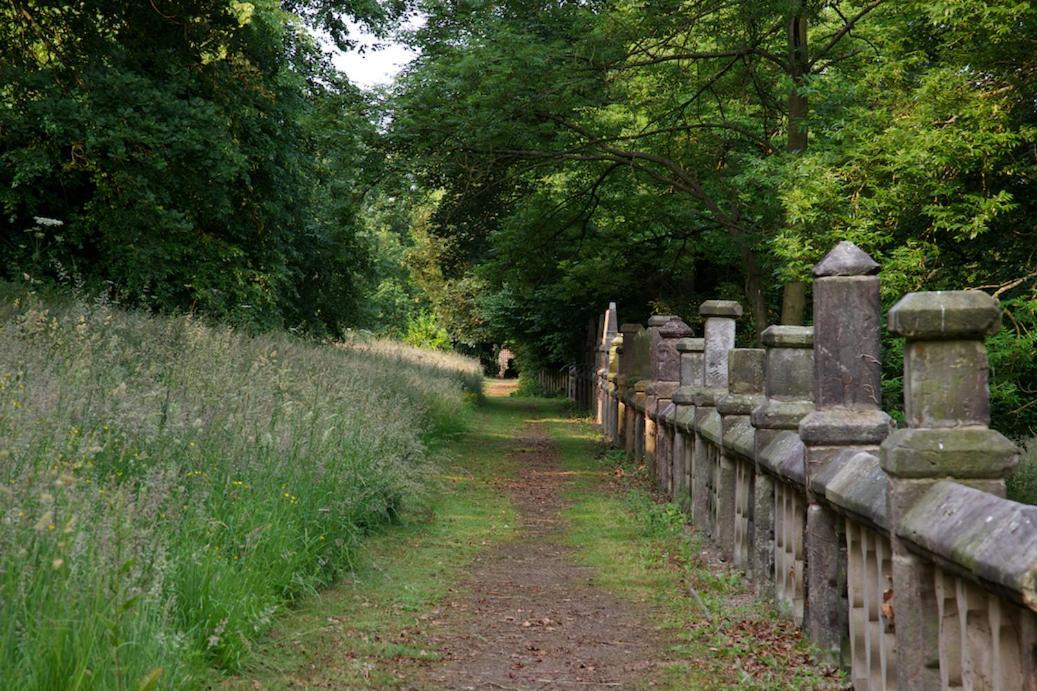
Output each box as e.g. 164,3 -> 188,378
646,314 -> 678,368
800,241 -> 892,449
700,300 -> 742,390
603,302 -> 618,341
799,242 -> 889,661
811,241 -> 881,409
652,318 -> 693,382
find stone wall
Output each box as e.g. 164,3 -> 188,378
568,242 -> 1037,691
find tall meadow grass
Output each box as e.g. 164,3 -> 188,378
0,285 -> 481,689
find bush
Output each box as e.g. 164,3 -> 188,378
0,286 -> 481,688
1008,438 -> 1037,506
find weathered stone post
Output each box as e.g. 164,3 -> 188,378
717,348 -> 765,561
596,303 -> 618,425
618,323 -> 641,455
631,324 -> 653,464
643,315 -> 677,480
750,325 -> 814,592
673,337 -> 705,512
606,334 -> 622,444
880,291 -> 1018,691
687,301 -> 741,530
648,318 -> 693,494
798,242 -> 892,662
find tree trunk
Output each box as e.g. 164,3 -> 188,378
780,281 -> 807,325
741,245 -> 770,344
787,12 -> 809,153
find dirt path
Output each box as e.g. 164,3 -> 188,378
411,412 -> 661,689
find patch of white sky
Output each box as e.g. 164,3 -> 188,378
322,15 -> 424,90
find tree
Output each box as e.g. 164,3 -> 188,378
0,0 -> 399,334
393,0 -> 897,341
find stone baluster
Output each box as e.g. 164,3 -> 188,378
643,315 -> 677,478
716,348 -> 765,560
682,301 -> 741,529
750,325 -> 815,591
880,291 -> 1019,691
649,318 -> 693,494
798,242 -> 893,661
673,337 -> 705,513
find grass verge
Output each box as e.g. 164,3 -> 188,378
542,412 -> 846,689
223,384 -> 529,688
0,286 -> 482,689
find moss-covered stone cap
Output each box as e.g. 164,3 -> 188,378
880,427 -> 1018,478
888,291 -> 1001,340
676,337 -> 705,352
699,300 -> 743,317
812,240 -> 880,277
619,322 -> 643,334
761,325 -> 813,348
647,314 -> 678,327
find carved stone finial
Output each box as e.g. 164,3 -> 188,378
812,241 -> 880,277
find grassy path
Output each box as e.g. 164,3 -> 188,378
228,382 -> 840,689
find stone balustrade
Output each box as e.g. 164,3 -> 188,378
567,241 -> 1035,691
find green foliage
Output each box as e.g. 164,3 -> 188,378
0,286 -> 481,687
1008,439 -> 1037,506
402,309 -> 452,351
0,0 -> 395,335
393,0 -> 1037,434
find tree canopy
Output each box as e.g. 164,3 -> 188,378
1,0 -> 1034,435
1,0 -> 402,333
390,0 -> 1037,436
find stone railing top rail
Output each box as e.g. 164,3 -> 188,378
812,450 -> 888,532
900,480 -> 1037,610
757,430 -> 805,486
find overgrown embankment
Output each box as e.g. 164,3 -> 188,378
0,285 -> 481,689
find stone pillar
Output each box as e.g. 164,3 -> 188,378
618,323 -> 641,452
673,337 -> 705,513
687,301 -> 742,529
716,348 -> 765,559
880,291 -> 1018,691
633,380 -> 647,464
647,317 -> 692,494
606,334 -> 622,444
798,242 -> 892,663
750,325 -> 815,591
597,303 -> 618,424
643,315 -> 677,480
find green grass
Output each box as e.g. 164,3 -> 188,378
542,413 -> 846,689
223,385 -> 531,688
0,286 -> 482,689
